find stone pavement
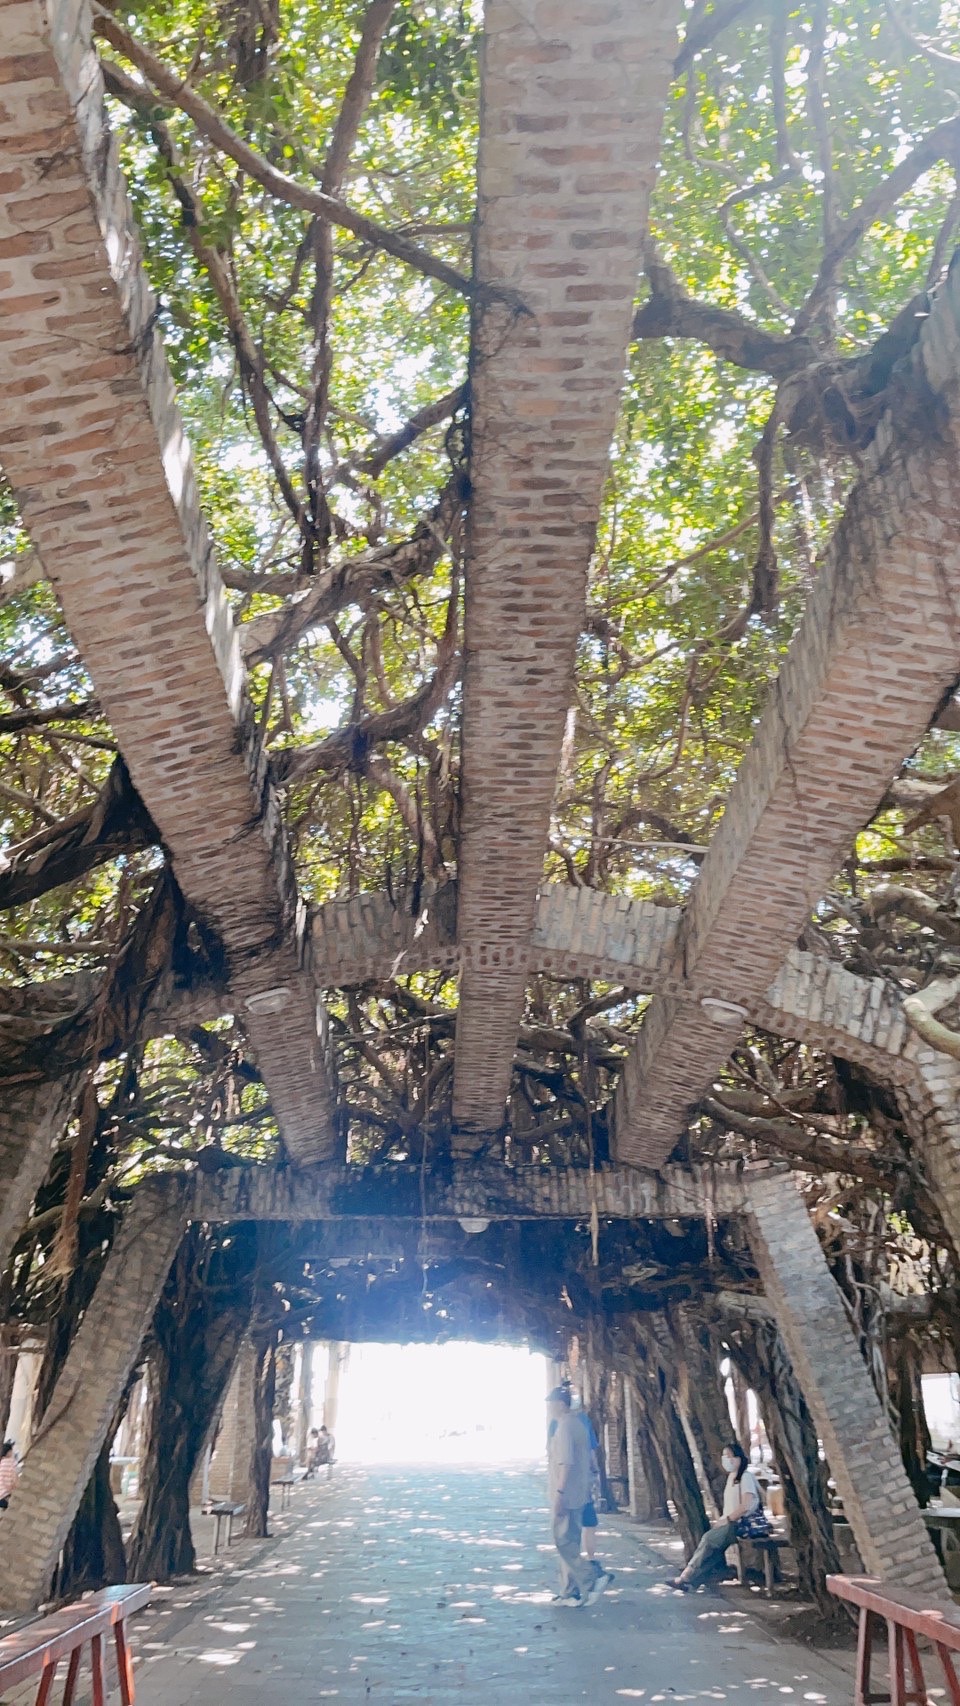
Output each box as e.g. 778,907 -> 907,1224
131,1465 -> 855,1705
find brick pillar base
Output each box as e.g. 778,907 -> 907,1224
208,1338 -> 257,1503
747,1172 -> 946,1598
0,1181 -> 187,1612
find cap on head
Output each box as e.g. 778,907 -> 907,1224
546,1386 -> 571,1407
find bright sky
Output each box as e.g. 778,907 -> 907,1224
334,1342 -> 552,1465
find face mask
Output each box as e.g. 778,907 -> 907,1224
721,1454 -> 735,1472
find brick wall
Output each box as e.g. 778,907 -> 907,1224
0,0 -> 335,1164
746,1172 -> 947,1597
0,1180 -> 187,1611
452,0 -> 681,1138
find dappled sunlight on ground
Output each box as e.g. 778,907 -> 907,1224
130,1466 -> 854,1704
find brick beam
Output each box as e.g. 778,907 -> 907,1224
746,1173 -> 947,1598
0,0 -> 335,1163
192,1159 -> 743,1223
0,1076 -> 80,1275
0,1181 -> 187,1612
452,0 -> 680,1140
613,257 -> 960,1167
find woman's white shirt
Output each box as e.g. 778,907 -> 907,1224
722,1467 -> 760,1519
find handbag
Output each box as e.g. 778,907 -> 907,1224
736,1508 -> 773,1540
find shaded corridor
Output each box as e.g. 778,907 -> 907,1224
133,1467 -> 854,1704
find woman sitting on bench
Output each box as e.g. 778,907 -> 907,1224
670,1442 -> 766,1591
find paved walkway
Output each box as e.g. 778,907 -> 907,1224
134,1466 -> 855,1705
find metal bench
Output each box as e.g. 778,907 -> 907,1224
272,1477 -> 295,1512
0,1583 -> 151,1706
208,1500 -> 246,1552
827,1572 -> 960,1705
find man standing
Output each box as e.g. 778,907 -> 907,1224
546,1387 -> 612,1606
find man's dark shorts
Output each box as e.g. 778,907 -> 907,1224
582,1500 -> 598,1527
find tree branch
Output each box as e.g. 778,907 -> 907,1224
240,473 -> 465,666
0,759 -> 157,912
674,0 -> 763,76
797,113 -> 960,331
275,585 -> 459,785
632,247 -> 810,376
701,1095 -> 906,1188
0,699 -> 97,734
93,10 -> 472,298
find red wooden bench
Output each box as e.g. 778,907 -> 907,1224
827,1573 -> 960,1706
0,1583 -> 151,1706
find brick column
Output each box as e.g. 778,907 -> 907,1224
0,1182 -> 186,1611
746,1172 -> 946,1597
208,1338 -> 257,1503
0,1076 -> 79,1275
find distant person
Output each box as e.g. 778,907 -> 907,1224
305,1428 -> 321,1477
316,1424 -> 335,1480
670,1441 -> 766,1591
0,1440 -> 19,1510
546,1387 -> 612,1607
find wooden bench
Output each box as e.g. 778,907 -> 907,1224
735,1534 -> 792,1597
208,1501 -> 245,1552
827,1573 -> 960,1705
0,1583 -> 151,1706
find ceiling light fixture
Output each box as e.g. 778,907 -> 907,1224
245,986 -> 293,1016
699,996 -> 749,1025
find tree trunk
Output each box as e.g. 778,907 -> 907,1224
274,1338 -> 295,1453
622,1326 -> 707,1557
590,1363 -> 618,1511
669,1307 -> 729,1511
52,1438 -> 126,1599
0,1330 -> 16,1441
634,1407 -> 670,1521
244,1326 -> 278,1539
723,1308 -> 843,1617
128,1227 -> 255,1581
730,1363 -> 751,1452
890,1332 -> 932,1508
29,1199 -> 121,1593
